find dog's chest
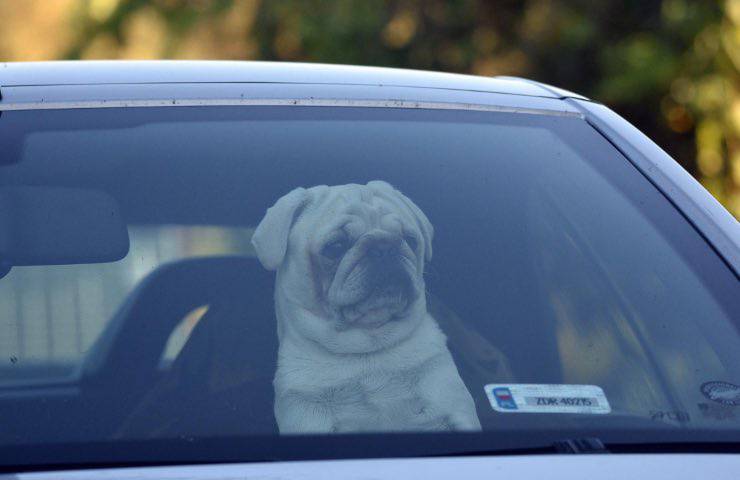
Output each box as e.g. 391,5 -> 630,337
320,369 -> 448,431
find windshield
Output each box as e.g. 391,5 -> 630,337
0,105 -> 738,467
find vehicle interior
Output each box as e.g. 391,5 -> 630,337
1,105 -> 739,448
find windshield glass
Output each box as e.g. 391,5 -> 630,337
0,106 -> 738,466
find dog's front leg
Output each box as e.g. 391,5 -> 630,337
418,354 -> 482,431
274,391 -> 336,434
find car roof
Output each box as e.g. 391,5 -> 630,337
0,61 -> 586,100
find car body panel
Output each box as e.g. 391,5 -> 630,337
0,82 -> 581,116
0,62 -> 582,116
496,75 -> 589,99
0,61 -> 560,98
5,454 -> 740,480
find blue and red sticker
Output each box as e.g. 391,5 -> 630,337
492,387 -> 518,410
485,384 -> 611,414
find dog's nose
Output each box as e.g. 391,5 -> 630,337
366,237 -> 400,258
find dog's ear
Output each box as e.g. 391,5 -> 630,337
367,180 -> 434,262
252,187 -> 308,270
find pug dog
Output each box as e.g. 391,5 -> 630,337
252,180 -> 481,433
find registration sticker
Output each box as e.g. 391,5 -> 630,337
484,384 -> 611,414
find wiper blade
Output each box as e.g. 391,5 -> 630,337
553,437 -> 608,454
440,438 -> 740,458
434,437 -> 609,457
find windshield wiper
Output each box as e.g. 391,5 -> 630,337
434,437 -> 609,457
440,437 -> 740,457
553,437 -> 609,454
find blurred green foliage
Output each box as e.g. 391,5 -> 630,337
1,0 -> 738,216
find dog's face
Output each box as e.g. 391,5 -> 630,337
252,181 -> 433,354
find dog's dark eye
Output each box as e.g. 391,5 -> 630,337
321,239 -> 349,260
404,234 -> 418,251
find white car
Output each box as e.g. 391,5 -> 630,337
0,61 -> 738,479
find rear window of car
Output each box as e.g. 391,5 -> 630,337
0,105 -> 738,465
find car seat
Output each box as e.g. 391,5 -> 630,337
107,255 -> 279,438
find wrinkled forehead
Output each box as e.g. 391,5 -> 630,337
299,184 -> 415,238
